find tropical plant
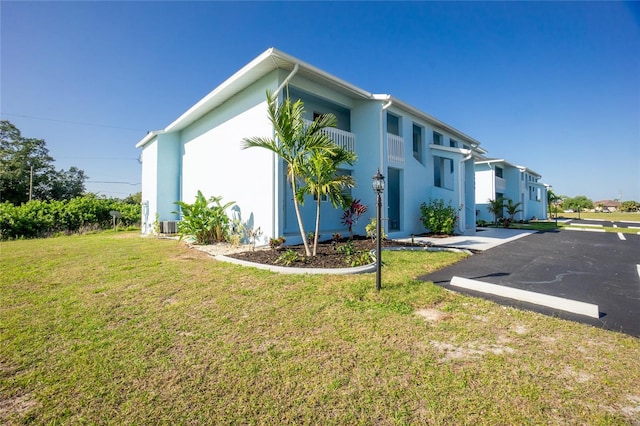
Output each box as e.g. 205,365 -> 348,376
242,91 -> 339,257
365,218 -> 386,241
504,198 -> 523,221
345,250 -> 374,267
419,199 -> 457,235
269,236 -> 286,250
336,240 -> 356,255
547,190 -> 561,216
275,248 -> 301,266
173,191 -> 235,244
487,197 -> 505,224
341,199 -> 368,240
298,146 -> 356,255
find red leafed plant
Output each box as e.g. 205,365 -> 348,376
341,199 -> 368,239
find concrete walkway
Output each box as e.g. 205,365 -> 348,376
395,227 -> 536,252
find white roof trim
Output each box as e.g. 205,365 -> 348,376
375,94 -> 483,149
135,129 -> 165,148
136,48 -> 485,154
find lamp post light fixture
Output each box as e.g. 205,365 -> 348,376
372,169 -> 385,292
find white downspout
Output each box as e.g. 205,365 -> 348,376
379,97 -> 393,171
458,151 -> 472,234
272,64 -> 300,240
274,63 -> 299,98
377,97 -> 392,234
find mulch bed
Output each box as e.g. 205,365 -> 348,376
226,236 -> 431,269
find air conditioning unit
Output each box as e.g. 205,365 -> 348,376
160,221 -> 178,234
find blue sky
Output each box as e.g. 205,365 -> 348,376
2,1 -> 639,201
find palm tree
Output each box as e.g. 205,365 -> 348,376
241,91 -> 338,256
487,197 -> 505,224
504,198 -> 523,221
298,145 -> 356,255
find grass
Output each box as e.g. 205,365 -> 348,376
483,211 -> 640,234
2,232 -> 640,424
555,211 -> 640,223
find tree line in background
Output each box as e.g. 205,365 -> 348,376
547,191 -> 639,213
0,194 -> 141,240
0,120 -> 141,239
1,120 -> 88,204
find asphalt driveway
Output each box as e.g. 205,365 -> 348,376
419,228 -> 640,337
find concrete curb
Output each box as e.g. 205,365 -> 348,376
215,246 -> 471,275
215,254 -> 376,275
450,276 -> 600,318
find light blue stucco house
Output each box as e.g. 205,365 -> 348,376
136,48 -> 488,244
475,158 -> 549,223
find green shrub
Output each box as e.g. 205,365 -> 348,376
173,191 -> 234,245
345,250 -> 374,267
365,218 -> 387,241
275,249 -> 301,266
419,199 -> 457,235
336,240 -> 356,255
0,196 -> 141,240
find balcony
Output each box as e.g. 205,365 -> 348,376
387,133 -> 405,164
303,119 -> 355,152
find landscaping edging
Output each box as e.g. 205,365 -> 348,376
215,246 -> 472,275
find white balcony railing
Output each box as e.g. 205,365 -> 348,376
387,133 -> 405,164
303,119 -> 356,153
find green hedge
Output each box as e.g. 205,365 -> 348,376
0,196 -> 141,240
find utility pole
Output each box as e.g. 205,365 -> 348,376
29,165 -> 33,201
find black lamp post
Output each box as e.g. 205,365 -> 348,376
372,169 -> 385,292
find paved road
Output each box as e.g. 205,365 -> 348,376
567,218 -> 640,230
419,229 -> 640,337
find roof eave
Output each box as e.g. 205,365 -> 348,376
135,129 -> 165,148
375,94 -> 483,149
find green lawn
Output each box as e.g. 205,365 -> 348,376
555,211 -> 640,223
2,232 -> 639,424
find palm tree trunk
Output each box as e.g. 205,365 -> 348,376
313,196 -> 321,256
291,179 -> 312,257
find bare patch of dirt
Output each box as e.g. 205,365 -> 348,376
0,393 -> 39,423
430,340 -> 516,363
415,308 -> 451,323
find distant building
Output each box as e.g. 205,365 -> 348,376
475,158 -> 549,222
594,200 -> 621,212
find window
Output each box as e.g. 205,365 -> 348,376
387,113 -> 400,136
495,166 -> 503,178
450,138 -> 458,148
433,131 -> 443,145
434,156 -> 454,190
412,124 -> 423,163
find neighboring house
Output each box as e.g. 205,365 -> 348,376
475,158 -> 549,222
594,200 -> 621,212
137,48 -> 487,244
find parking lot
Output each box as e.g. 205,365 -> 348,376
419,225 -> 640,337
